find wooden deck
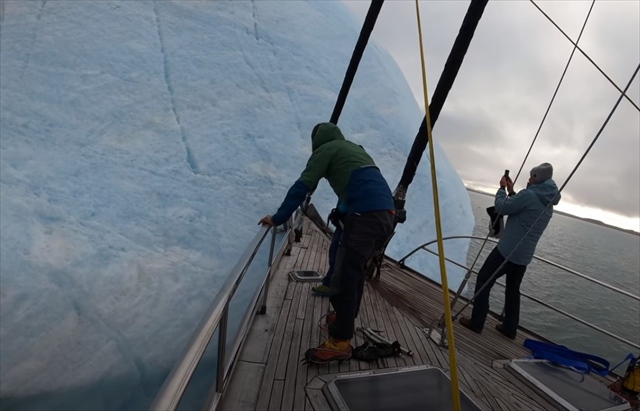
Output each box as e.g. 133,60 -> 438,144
220,218 -> 602,410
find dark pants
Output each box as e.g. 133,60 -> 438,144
322,226 -> 342,286
329,210 -> 394,340
470,247 -> 527,336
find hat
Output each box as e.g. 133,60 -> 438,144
530,163 -> 553,183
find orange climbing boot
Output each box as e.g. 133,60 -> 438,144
301,337 -> 352,364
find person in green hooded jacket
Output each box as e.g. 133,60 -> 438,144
259,122 -> 395,363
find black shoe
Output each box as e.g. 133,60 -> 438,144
459,317 -> 482,334
495,324 -> 516,340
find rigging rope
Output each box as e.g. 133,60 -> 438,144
395,0 -> 488,199
453,62 -> 640,320
330,0 -> 385,125
439,0 -> 597,327
530,0 -> 640,113
414,1 -> 462,410
365,0 -> 488,280
513,0 -> 596,183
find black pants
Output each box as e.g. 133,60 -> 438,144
329,210 -> 394,340
470,247 -> 527,336
321,226 -> 342,287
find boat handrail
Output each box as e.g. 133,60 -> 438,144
150,213 -> 298,411
398,235 -> 640,302
397,235 -> 640,350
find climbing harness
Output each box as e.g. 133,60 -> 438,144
357,326 -> 413,357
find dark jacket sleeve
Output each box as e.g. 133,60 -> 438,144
271,180 -> 311,226
271,149 -> 333,226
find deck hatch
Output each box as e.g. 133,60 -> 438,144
506,359 -> 631,411
289,270 -> 324,282
322,366 -> 482,411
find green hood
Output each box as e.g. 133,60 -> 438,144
311,122 -> 345,151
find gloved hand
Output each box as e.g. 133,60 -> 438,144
506,176 -> 515,196
328,208 -> 344,228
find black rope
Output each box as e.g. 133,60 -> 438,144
396,0 -> 489,194
530,0 -> 640,113
303,0 -> 384,211
367,0 -> 488,276
453,62 -> 640,320
330,0 -> 384,125
371,0 -> 488,274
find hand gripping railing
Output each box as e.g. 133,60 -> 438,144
398,235 -> 640,350
150,213 -> 297,411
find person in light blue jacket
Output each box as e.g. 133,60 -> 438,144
460,163 -> 561,339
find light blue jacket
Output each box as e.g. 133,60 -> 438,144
495,179 -> 561,266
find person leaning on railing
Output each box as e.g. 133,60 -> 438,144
259,122 -> 395,364
459,163 -> 561,339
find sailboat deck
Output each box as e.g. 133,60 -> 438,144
220,218 -> 608,410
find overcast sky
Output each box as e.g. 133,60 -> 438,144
342,0 -> 640,231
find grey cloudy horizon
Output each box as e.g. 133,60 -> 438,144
342,0 -> 640,225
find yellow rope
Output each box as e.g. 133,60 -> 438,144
413,1 -> 462,410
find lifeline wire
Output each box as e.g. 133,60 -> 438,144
530,0 -> 640,113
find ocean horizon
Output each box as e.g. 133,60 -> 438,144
466,187 -> 639,237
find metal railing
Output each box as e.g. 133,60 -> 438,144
150,213 -> 298,411
398,235 -> 640,350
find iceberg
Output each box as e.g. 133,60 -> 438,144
0,1 -> 474,409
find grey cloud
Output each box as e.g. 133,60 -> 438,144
343,0 -> 639,220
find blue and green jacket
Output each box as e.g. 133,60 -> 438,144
271,123 -> 394,226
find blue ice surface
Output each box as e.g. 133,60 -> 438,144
0,1 -> 474,409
